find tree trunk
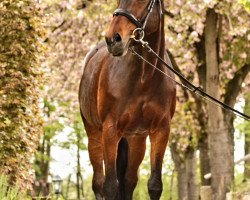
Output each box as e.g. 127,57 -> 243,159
200,186 -> 212,200
66,174 -> 72,200
178,165 -> 188,200
171,144 -> 198,200
245,133 -> 250,180
34,135 -> 51,196
205,8 -> 233,200
194,33 -> 211,186
169,168 -> 175,200
177,164 -> 188,200
199,133 -> 211,186
76,131 -> 84,199
0,0 -> 44,190
244,95 -> 250,180
171,144 -> 188,200
186,149 -> 199,200
76,133 -> 81,200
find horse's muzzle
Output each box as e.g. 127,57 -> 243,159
105,33 -> 126,56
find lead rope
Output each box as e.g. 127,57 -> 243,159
129,31 -> 250,121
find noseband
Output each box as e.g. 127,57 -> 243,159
113,0 -> 162,30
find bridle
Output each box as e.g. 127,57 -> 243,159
112,1 -> 250,120
113,0 -> 162,31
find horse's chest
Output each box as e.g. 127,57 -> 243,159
97,60 -> 173,134
116,100 -> 167,135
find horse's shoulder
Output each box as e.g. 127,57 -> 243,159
81,41 -> 107,73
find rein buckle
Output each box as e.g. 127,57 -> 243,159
131,28 -> 148,47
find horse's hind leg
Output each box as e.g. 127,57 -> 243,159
124,136 -> 147,200
148,125 -> 170,200
83,121 -> 104,200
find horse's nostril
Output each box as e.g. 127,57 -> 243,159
105,36 -> 112,46
113,33 -> 122,43
105,33 -> 122,47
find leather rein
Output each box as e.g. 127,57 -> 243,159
112,0 -> 250,120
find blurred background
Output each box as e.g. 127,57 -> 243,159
0,0 -> 250,199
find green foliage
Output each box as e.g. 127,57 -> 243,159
2,0 -> 244,197
171,101 -> 200,160
239,0 -> 250,12
133,175 -> 150,199
166,0 -> 250,86
60,112 -> 87,150
233,173 -> 250,198
43,99 -> 64,141
133,173 -> 177,200
0,175 -> 29,200
0,0 -> 45,189
236,93 -> 250,137
62,174 -> 93,200
33,98 -> 64,182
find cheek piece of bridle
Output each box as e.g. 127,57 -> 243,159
113,0 -> 162,37
112,0 -> 250,120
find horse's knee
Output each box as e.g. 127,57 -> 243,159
148,176 -> 163,200
103,177 -> 119,200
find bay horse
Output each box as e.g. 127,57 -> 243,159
79,0 -> 176,199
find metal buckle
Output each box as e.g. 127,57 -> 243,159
131,28 -> 149,47
131,28 -> 144,42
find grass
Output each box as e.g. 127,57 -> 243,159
0,175 -> 29,200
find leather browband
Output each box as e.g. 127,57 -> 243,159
113,8 -> 143,28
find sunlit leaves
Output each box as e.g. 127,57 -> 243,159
239,0 -> 250,12
60,112 -> 87,150
40,0 -> 116,143
171,101 -> 200,160
0,0 -> 45,189
166,0 -> 250,86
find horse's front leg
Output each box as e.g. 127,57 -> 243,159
102,123 -> 121,200
84,121 -> 104,200
148,124 -> 170,200
124,136 -> 147,200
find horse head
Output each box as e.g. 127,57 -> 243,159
105,0 -> 162,56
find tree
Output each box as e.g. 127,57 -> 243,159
0,0 -> 45,189
33,98 -> 64,196
35,1 -> 114,196
22,0 -> 250,198
165,0 -> 250,199
243,93 -> 250,180
32,0 -> 115,197
205,8 -> 233,199
170,100 -> 199,200
60,112 -> 87,199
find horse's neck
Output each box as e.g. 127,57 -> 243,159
134,25 -> 165,83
